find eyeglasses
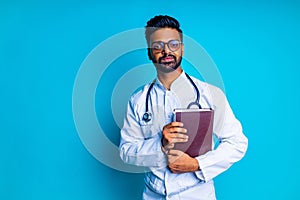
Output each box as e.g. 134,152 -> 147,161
151,40 -> 182,53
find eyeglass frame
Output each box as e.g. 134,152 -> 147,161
150,39 -> 183,53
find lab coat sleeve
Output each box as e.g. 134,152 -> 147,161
195,86 -> 248,182
119,99 -> 167,168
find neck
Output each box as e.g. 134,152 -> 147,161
157,67 -> 183,90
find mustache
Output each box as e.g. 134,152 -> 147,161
158,54 -> 177,63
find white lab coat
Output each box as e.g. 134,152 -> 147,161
119,72 -> 248,199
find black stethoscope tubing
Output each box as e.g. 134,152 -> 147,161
142,72 -> 202,122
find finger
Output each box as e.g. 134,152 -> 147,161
167,134 -> 188,143
169,138 -> 188,144
168,164 -> 178,170
168,133 -> 188,139
168,149 -> 184,156
170,121 -> 184,127
164,132 -> 188,143
164,143 -> 174,150
164,122 -> 183,130
171,170 -> 180,174
169,127 -> 187,134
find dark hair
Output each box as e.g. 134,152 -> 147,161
145,15 -> 182,46
145,15 -> 183,60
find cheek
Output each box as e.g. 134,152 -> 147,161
179,48 -> 184,56
152,54 -> 161,61
175,51 -> 183,60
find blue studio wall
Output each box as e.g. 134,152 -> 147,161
1,0 -> 300,199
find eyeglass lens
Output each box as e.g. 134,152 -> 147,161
151,40 -> 181,52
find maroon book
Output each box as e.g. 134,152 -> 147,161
173,108 -> 214,157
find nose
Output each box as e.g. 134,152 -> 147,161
162,43 -> 171,53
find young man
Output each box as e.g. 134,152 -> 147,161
119,15 -> 248,200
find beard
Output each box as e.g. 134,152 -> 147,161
152,53 -> 182,73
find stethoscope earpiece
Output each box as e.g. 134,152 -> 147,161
142,112 -> 152,122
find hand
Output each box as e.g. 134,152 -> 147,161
161,122 -> 188,152
167,149 -> 199,173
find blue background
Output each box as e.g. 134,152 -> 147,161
1,0 -> 300,199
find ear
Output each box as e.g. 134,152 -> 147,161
181,43 -> 184,56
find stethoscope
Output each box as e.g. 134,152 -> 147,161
142,72 -> 202,122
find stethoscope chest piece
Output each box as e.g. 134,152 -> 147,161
142,112 -> 152,122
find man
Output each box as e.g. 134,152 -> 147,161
119,15 -> 248,200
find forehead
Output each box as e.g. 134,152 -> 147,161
150,28 -> 181,42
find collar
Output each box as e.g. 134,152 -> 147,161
154,71 -> 196,108
154,71 -> 188,91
